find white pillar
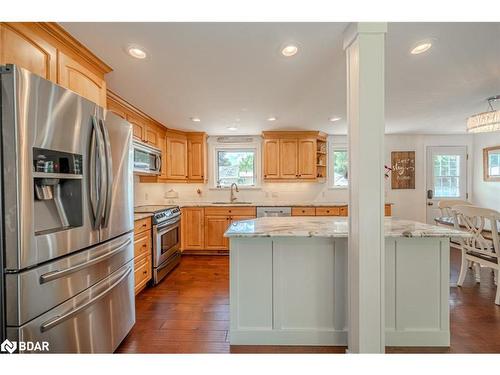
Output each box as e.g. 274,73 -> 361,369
344,22 -> 387,353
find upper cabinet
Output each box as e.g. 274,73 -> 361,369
0,23 -> 111,107
0,23 -> 57,81
166,131 -> 189,180
187,133 -> 207,182
263,139 -> 280,179
262,131 -> 327,182
58,52 -> 107,107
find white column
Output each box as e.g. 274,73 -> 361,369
344,22 -> 387,353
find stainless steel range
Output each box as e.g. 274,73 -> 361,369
134,205 -> 181,285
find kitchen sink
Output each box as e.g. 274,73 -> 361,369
211,201 -> 253,205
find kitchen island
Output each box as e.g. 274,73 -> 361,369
225,217 -> 469,347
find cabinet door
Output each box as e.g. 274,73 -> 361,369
57,52 -> 106,107
127,114 -> 146,142
0,23 -> 57,82
279,139 -> 298,178
204,215 -> 230,250
298,138 -> 317,179
167,137 -> 188,180
263,139 -> 280,179
181,208 -> 205,250
145,125 -> 159,147
188,138 -> 205,181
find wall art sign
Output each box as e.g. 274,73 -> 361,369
391,151 -> 415,189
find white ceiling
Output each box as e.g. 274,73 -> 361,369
62,22 -> 500,135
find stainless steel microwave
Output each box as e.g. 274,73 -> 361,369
133,140 -> 161,175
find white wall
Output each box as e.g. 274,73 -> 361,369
471,132 -> 500,212
135,133 -> 486,221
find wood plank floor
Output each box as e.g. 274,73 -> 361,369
116,249 -> 500,354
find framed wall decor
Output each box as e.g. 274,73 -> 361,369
391,151 -> 416,189
483,146 -> 500,182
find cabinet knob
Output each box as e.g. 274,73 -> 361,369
326,210 -> 330,213
143,270 -> 147,275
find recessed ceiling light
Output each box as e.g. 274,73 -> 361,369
190,117 -> 201,122
127,46 -> 147,59
227,126 -> 238,131
281,44 -> 298,57
329,116 -> 341,122
410,42 -> 432,55
267,116 -> 277,121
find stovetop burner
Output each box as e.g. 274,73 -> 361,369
134,205 -> 178,213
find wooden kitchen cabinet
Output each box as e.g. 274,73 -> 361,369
0,23 -> 111,107
316,207 -> 341,216
145,126 -> 159,147
57,51 -> 107,108
187,133 -> 207,182
298,139 -> 317,179
134,216 -> 152,295
263,139 -> 280,179
167,133 -> 188,180
0,23 -> 57,82
181,207 -> 205,251
204,215 -> 231,250
262,131 -> 326,181
291,207 -> 316,216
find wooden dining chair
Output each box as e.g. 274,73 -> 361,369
452,205 -> 500,305
438,199 -> 472,217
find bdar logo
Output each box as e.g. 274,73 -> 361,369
1,339 -> 17,354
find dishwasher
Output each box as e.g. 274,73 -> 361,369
256,207 -> 292,217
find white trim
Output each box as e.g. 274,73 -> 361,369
208,135 -> 262,189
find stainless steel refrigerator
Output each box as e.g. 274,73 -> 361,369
0,65 -> 135,353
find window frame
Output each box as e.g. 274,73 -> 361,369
329,144 -> 349,189
208,136 -> 262,190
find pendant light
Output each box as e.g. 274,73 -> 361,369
467,95 -> 500,133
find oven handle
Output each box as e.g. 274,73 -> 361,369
39,238 -> 132,284
156,217 -> 181,231
40,266 -> 132,333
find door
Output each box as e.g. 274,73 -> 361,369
100,112 -> 134,241
57,52 -> 106,108
298,138 -> 317,179
167,137 -> 188,179
263,139 -> 280,179
9,260 -> 135,353
0,23 -> 57,82
204,216 -> 230,250
145,125 -> 159,147
127,114 -> 146,141
426,146 -> 468,224
279,139 -> 298,178
188,138 -> 205,181
181,208 -> 205,250
1,66 -> 100,270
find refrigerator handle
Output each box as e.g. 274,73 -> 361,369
90,116 -> 107,230
99,118 -> 113,228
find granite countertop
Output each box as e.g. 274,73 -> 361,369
224,216 -> 471,238
175,201 -> 393,208
134,212 -> 153,221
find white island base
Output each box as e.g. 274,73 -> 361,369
229,236 -> 450,347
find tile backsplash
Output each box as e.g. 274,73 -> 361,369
133,175 -> 349,206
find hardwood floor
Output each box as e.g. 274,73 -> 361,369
116,249 -> 500,354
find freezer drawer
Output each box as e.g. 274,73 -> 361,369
5,231 -> 134,326
7,260 -> 135,353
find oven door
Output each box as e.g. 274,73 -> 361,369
133,141 -> 161,176
153,218 -> 180,267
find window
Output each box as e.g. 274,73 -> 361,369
216,149 -> 256,187
332,149 -> 348,187
433,155 -> 460,197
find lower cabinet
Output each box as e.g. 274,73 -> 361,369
133,217 -> 152,294
181,206 -> 256,252
181,207 -> 205,250
204,215 -> 231,251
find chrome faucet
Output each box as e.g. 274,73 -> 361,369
230,183 -> 239,203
